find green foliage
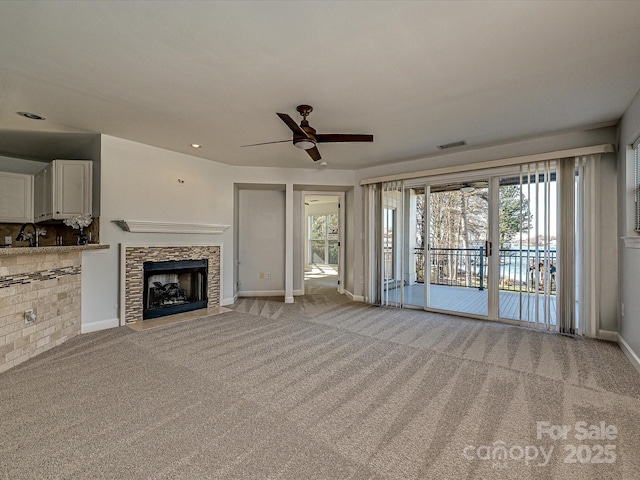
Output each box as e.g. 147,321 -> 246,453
499,185 -> 532,247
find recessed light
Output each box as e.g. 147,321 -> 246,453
17,111 -> 46,120
191,143 -> 202,149
319,161 -> 328,167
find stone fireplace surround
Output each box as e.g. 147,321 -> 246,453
122,245 -> 221,324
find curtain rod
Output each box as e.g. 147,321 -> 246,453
359,143 -> 615,186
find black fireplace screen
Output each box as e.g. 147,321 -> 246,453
143,259 -> 208,320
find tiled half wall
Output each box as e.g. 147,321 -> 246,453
123,245 -> 221,323
0,251 -> 82,373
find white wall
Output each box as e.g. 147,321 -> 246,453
237,189 -> 285,294
598,154 -> 619,333
81,127 -> 621,333
618,87 -> 640,357
81,135 -> 355,329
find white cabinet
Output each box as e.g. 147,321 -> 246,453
34,160 -> 92,221
0,172 -> 33,223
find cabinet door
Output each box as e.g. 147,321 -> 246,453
0,172 -> 33,223
52,160 -> 92,218
33,164 -> 53,221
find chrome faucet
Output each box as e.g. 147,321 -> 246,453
16,223 -> 46,247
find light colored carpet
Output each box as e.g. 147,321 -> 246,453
2,278 -> 640,479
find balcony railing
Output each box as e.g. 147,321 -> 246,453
412,246 -> 556,294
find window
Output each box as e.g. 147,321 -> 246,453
308,214 -> 339,265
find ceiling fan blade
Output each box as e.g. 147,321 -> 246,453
240,139 -> 290,147
316,134 -> 373,143
306,146 -> 322,161
276,113 -> 308,138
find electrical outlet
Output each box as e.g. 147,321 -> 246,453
4,236 -> 12,246
259,272 -> 264,280
24,308 -> 37,324
265,272 -> 271,279
360,276 -> 364,284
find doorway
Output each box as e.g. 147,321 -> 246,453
302,193 -> 344,295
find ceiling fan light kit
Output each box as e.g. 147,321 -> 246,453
244,104 -> 373,161
294,139 -> 316,150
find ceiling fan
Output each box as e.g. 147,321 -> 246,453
241,105 -> 373,161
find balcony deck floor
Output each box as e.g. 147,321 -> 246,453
385,283 -> 557,325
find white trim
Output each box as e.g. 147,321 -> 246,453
81,318 -> 119,333
345,290 -> 365,302
238,290 -> 285,297
598,330 -> 618,342
621,236 -> 640,248
285,296 -> 294,304
113,220 -> 230,234
360,144 -> 615,185
221,296 -> 236,307
301,191 -> 346,295
293,289 -> 303,296
619,335 -> 640,374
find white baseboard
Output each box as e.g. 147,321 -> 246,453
221,296 -> 236,306
293,289 -> 303,296
285,296 -> 294,304
237,290 -> 285,297
345,290 -> 365,302
81,317 -> 119,334
598,330 -> 619,342
619,335 -> 640,375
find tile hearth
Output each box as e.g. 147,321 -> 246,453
127,306 -> 231,331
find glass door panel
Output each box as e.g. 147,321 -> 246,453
497,165 -> 557,328
427,180 -> 490,317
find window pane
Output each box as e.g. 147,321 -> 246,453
310,240 -> 326,263
311,215 -> 326,239
328,240 -> 339,265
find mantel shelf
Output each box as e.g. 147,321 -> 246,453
113,220 -> 229,234
622,236 -> 640,249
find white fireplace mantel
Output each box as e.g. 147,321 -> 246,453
113,220 -> 229,234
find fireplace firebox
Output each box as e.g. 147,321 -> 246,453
142,259 -> 208,319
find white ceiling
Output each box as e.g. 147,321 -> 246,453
1,1 -> 639,170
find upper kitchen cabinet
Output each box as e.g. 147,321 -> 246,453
34,160 -> 92,221
0,172 -> 33,223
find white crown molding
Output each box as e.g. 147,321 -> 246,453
113,220 -> 229,234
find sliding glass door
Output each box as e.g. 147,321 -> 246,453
380,166 -> 559,327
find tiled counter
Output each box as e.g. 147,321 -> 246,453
0,244 -> 109,372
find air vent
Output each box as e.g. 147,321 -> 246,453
438,140 -> 467,150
